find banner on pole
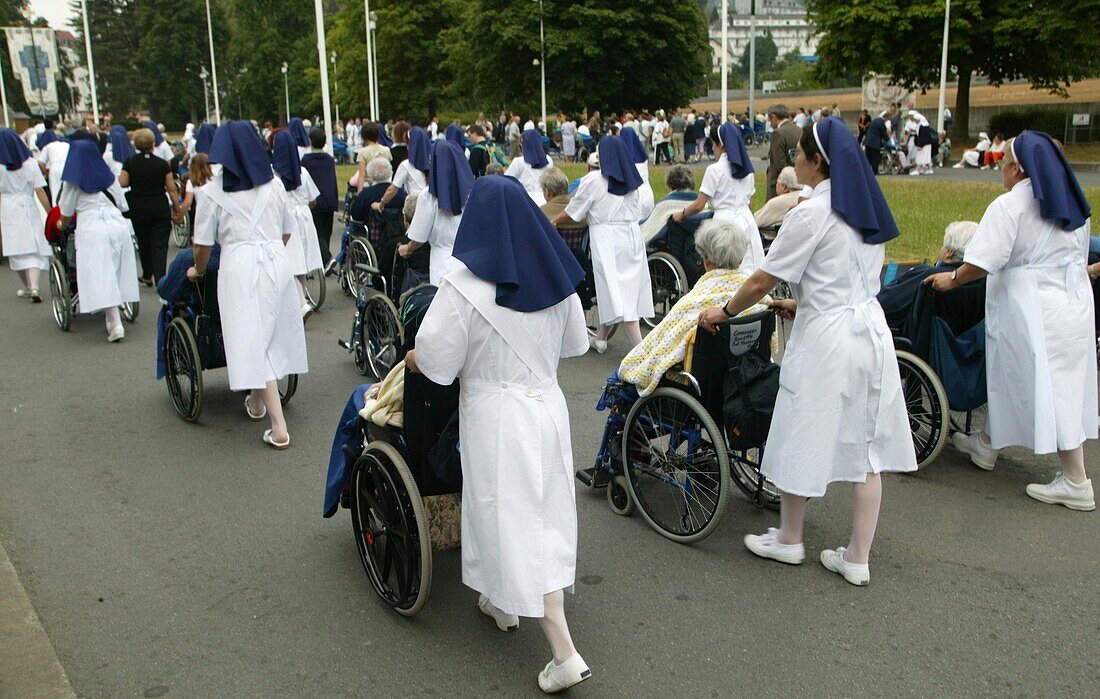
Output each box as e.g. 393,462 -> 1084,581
3,27 -> 60,116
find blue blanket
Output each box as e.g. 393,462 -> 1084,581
155,246 -> 220,379
323,384 -> 370,518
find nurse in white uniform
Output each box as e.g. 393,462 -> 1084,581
287,118 -> 312,160
144,121 -> 175,163
56,140 -> 141,342
552,135 -> 654,351
181,123 -> 196,158
272,130 -> 323,319
620,126 -> 655,217
506,128 -> 553,206
371,126 -> 429,213
397,139 -> 473,286
105,125 -> 134,180
700,117 -> 918,585
673,122 -> 766,275
0,128 -> 51,300
406,175 -> 592,694
928,131 -> 1096,511
190,121 -> 308,449
35,130 -> 70,206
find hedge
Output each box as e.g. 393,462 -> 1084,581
986,109 -> 1068,139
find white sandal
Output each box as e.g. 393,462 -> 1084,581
262,429 -> 290,450
245,395 -> 267,421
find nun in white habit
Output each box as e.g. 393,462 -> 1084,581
928,131 -> 1096,511
143,121 -> 174,163
56,140 -> 141,342
619,126 -> 656,218
190,121 -> 308,449
0,128 -> 51,300
406,174 -> 592,693
506,129 -> 553,206
272,130 -> 322,319
551,135 -> 654,352
673,122 -> 766,275
699,118 -> 917,586
35,130 -> 70,206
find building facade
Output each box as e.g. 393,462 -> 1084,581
708,0 -> 818,73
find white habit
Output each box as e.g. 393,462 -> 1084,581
0,158 -> 50,271
405,190 -> 464,287
964,180 -> 1097,452
391,160 -> 426,196
193,177 -> 308,390
700,160 -> 766,275
415,267 -> 589,616
565,171 -> 654,325
504,156 -> 552,207
281,168 -> 323,275
58,181 -> 140,313
759,180 -> 917,496
36,140 -> 70,206
634,162 -> 656,219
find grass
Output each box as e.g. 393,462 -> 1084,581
340,161 -> 1099,263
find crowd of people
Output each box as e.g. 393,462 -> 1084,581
0,99 -> 1095,695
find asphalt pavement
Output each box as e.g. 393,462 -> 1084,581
1,229 -> 1098,698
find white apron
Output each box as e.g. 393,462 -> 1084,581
74,198 -> 140,313
589,221 -> 654,325
204,185 -> 308,390
419,270 -> 586,617
714,207 -> 766,276
282,186 -> 319,276
984,224 -> 1097,452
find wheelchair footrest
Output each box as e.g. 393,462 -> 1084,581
575,467 -> 611,489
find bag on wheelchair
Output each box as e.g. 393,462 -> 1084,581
722,352 -> 780,450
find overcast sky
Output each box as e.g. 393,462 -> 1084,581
27,0 -> 73,31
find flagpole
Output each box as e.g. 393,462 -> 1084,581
936,0 -> 951,133
0,60 -> 9,127
364,0 -> 376,121
79,0 -> 99,123
204,0 -> 221,123
720,0 -> 728,119
314,0 -> 334,155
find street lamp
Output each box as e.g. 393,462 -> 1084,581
237,66 -> 247,119
533,0 -> 546,131
281,62 -> 289,125
364,0 -> 376,120
204,0 -> 221,124
936,0 -> 952,134
369,12 -> 380,120
200,66 -> 211,124
331,51 -> 340,128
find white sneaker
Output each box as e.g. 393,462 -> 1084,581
538,654 -> 591,694
590,338 -> 607,354
951,431 -> 999,470
980,165 -> 989,170
953,163 -> 963,169
301,304 -> 314,323
477,594 -> 519,632
744,527 -> 805,565
820,547 -> 871,586
107,325 -> 125,343
1025,472 -> 1095,511
909,169 -> 920,176
16,288 -> 30,298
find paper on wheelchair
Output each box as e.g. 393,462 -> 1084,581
359,361 -> 405,428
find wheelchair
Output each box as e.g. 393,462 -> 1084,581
556,225 -> 618,340
48,222 -> 140,332
578,312 -> 781,544
644,211 -> 713,328
891,280 -> 987,469
160,271 -> 298,422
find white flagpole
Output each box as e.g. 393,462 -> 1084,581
0,53 -> 9,127
720,0 -> 728,119
204,0 -> 221,123
370,20 -> 379,117
936,0 -> 951,133
314,0 -> 334,155
79,0 -> 99,123
364,0 -> 376,121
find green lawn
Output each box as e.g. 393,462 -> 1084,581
340,161 -> 1099,263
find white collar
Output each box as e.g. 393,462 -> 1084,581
810,179 -> 832,197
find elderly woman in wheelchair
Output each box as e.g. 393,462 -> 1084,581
582,217 -> 782,542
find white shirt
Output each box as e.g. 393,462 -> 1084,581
793,113 -> 809,128
406,191 -> 464,287
524,120 -> 536,132
505,156 -> 552,206
564,171 -> 643,225
391,159 -> 426,195
652,120 -> 669,145
700,160 -> 755,213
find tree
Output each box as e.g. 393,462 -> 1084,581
69,0 -> 141,118
808,0 -> 1100,138
227,0 -> 315,124
1,0 -> 31,115
736,31 -> 778,85
447,0 -> 709,116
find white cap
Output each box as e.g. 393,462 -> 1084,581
587,151 -> 600,168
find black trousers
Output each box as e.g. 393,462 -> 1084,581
866,147 -> 882,175
655,142 -> 671,165
131,213 -> 171,281
313,210 -> 335,265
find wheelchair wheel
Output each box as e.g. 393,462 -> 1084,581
728,446 -> 780,509
606,475 -> 635,516
303,268 -> 327,311
350,441 -> 432,617
622,387 -> 730,543
584,306 -> 619,341
278,374 -> 298,405
345,237 -> 377,299
120,300 -> 139,323
362,291 -> 402,379
49,257 -> 72,331
644,251 -> 688,329
164,317 -> 203,421
172,212 -> 191,248
896,350 -> 949,469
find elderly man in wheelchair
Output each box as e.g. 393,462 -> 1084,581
579,218 -> 784,543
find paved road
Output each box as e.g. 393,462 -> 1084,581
1,236 -> 1098,698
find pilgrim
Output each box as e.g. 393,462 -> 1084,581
194,124 -> 217,156
144,121 -> 174,162
35,129 -> 70,206
506,129 -> 553,206
190,121 -> 308,449
673,122 -> 766,275
552,135 -> 653,352
398,139 -> 474,286
57,140 -> 141,342
699,117 -> 918,585
0,128 -> 51,300
619,126 -> 656,217
407,175 -> 592,694
287,118 -> 312,160
371,126 -> 429,213
272,130 -> 323,320
927,131 -> 1095,511
105,125 -> 134,180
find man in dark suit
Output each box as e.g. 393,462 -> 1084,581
863,114 -> 889,173
765,104 -> 803,200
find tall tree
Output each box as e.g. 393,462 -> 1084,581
447,0 -> 709,116
227,0 -> 316,124
69,0 -> 140,118
808,0 -> 1100,138
736,31 -> 778,84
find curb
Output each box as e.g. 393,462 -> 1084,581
0,539 -> 76,699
